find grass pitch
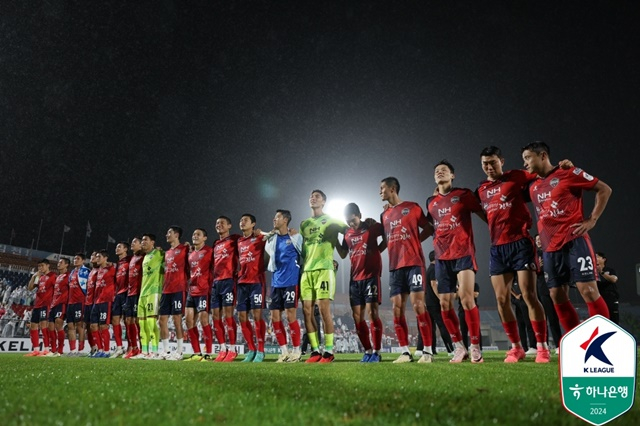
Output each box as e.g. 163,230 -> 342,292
1,352 -> 638,425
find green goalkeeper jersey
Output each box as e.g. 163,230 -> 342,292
140,248 -> 164,297
300,214 -> 347,272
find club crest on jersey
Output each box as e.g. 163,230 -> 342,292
321,219 -> 327,225
401,208 -> 410,216
451,196 -> 460,204
550,178 -> 559,188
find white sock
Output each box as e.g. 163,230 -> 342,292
400,345 -> 409,354
280,345 -> 289,355
162,339 -> 169,353
177,338 -> 183,353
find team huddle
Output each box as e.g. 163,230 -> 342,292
23,142 -> 612,364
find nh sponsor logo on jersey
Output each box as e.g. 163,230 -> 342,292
350,235 -> 363,244
309,226 -> 320,234
389,219 -> 402,228
437,207 -> 451,217
486,187 -> 501,197
537,191 -> 551,203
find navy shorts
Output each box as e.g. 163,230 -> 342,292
489,237 -> 538,275
48,304 -> 66,322
436,256 -> 476,294
236,284 -> 265,312
159,291 -> 185,315
84,305 -> 93,324
125,295 -> 139,318
111,292 -> 128,317
211,279 -> 236,309
186,294 -> 209,312
66,303 -> 83,323
350,277 -> 382,306
269,285 -> 299,311
543,236 -> 597,288
91,302 -> 112,325
32,307 -> 48,323
389,266 -> 426,297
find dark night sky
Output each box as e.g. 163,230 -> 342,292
2,2 -> 639,305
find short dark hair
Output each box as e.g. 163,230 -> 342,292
480,146 -> 503,158
434,159 -> 455,174
74,252 -> 86,260
194,228 -> 208,237
98,249 -> 109,258
241,214 -> 256,225
596,251 -> 606,259
381,177 -> 400,194
344,203 -> 361,218
59,257 -> 70,266
117,241 -> 130,249
428,250 -> 435,262
131,235 -> 143,243
168,226 -> 183,239
311,189 -> 326,201
521,141 -> 550,156
276,209 -> 292,225
142,233 -> 156,242
37,258 -> 49,266
217,216 -> 232,225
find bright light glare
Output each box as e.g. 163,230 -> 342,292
325,198 -> 348,220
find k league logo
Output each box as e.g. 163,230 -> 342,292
560,315 -> 636,426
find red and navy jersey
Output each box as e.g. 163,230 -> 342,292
213,234 -> 240,281
85,268 -> 98,306
426,188 -> 482,261
94,265 -> 116,304
188,245 -> 214,297
529,166 -> 599,252
34,272 -> 57,309
163,243 -> 189,294
127,254 -> 144,296
50,272 -> 69,308
68,266 -> 89,305
381,201 -> 428,271
344,222 -> 383,280
476,169 -> 536,246
237,235 -> 266,285
115,256 -> 131,295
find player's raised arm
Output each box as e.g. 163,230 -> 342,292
571,179 -> 612,235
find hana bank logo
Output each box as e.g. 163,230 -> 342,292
581,327 -> 616,373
